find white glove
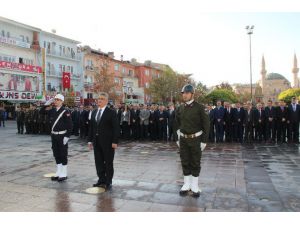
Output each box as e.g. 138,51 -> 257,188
45,98 -> 54,106
176,129 -> 180,147
63,137 -> 69,145
200,143 -> 206,151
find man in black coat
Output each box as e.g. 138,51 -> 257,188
71,107 -> 80,136
157,105 -> 168,141
224,102 -> 234,142
79,105 -> 87,138
207,105 -> 215,143
88,93 -> 119,191
265,100 -> 276,143
276,100 -> 288,143
287,97 -> 300,143
16,107 -> 25,134
243,102 -> 255,143
168,103 -> 176,141
254,103 -> 266,142
130,105 -> 140,140
233,102 -> 244,143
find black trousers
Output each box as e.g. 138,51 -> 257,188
51,134 -> 68,165
17,121 -> 24,134
140,124 -> 148,139
94,139 -> 115,186
289,122 -> 299,142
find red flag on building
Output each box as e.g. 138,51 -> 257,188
62,72 -> 71,89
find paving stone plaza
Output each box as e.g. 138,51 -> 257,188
1,121 -> 300,212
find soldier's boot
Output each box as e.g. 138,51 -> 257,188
191,176 -> 201,198
51,164 -> 62,181
179,175 -> 191,196
58,165 -> 68,182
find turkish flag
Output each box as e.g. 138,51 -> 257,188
62,72 -> 71,89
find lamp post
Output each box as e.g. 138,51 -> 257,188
246,25 -> 254,103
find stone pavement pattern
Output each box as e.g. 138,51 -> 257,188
0,121 -> 300,211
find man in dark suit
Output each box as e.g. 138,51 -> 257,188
130,105 -> 140,140
168,103 -> 176,141
224,102 -> 234,142
243,102 -> 255,143
233,102 -> 244,143
253,103 -> 266,142
287,97 -> 300,143
79,105 -> 87,138
88,92 -> 119,191
276,100 -> 288,143
265,100 -> 276,143
157,105 -> 168,141
213,100 -> 225,143
207,105 -> 215,143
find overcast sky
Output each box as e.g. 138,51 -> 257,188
1,0 -> 300,87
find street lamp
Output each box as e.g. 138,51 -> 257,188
246,25 -> 254,103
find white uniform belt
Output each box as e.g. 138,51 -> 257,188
180,131 -> 203,138
51,130 -> 67,135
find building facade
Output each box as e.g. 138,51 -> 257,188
0,16 -> 42,103
39,31 -> 83,104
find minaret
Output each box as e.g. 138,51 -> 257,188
292,53 -> 299,88
261,55 -> 267,91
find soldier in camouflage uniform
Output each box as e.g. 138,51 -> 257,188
175,84 -> 209,198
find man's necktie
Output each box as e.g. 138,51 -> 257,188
96,109 -> 102,123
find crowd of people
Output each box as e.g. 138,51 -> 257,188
13,102 -> 177,142
207,97 -> 300,144
10,95 -> 300,145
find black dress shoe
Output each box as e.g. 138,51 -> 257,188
191,191 -> 200,198
58,177 -> 68,182
51,176 -> 59,181
179,190 -> 189,196
93,183 -> 105,188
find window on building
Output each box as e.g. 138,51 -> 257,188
122,67 -> 126,74
19,57 -> 23,64
67,66 -> 70,72
59,45 -> 62,56
59,64 -> 62,72
128,70 -> 133,76
20,35 -> 25,42
47,62 -> 51,73
26,36 -> 29,43
63,46 -> 66,55
1,30 -> 4,37
87,93 -> 93,99
47,83 -> 51,91
43,41 -> 46,48
114,64 -> 119,71
145,82 -> 149,88
114,77 -> 120,84
6,32 -> 10,38
70,66 -> 73,73
145,70 -> 149,76
157,73 -> 160,78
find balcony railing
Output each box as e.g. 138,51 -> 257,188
46,48 -> 81,61
46,70 -> 82,79
0,36 -> 31,48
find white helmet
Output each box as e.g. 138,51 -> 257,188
54,94 -> 64,102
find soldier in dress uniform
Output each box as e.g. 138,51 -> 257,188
175,84 -> 209,198
42,94 -> 73,182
